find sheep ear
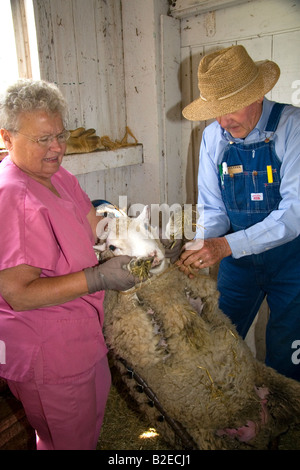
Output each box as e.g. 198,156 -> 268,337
136,205 -> 150,223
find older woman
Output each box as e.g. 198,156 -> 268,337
0,79 -> 138,450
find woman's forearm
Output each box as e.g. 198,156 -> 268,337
0,264 -> 90,311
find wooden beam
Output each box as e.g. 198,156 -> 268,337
10,0 -> 32,78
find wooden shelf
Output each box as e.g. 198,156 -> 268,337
62,144 -> 143,176
169,0 -> 249,18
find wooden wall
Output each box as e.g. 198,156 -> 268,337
32,0 -> 131,205
32,0 -> 183,209
174,0 -> 300,203
31,0 -> 299,209
33,0 -> 126,137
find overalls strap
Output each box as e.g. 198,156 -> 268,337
265,103 -> 286,133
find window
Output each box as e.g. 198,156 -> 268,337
0,0 -> 40,94
0,0 -> 19,93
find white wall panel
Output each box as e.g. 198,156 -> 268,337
32,0 -> 299,208
32,0 -> 170,207
179,0 -> 300,204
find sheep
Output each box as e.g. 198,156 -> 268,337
96,205 -> 300,450
94,204 -> 167,275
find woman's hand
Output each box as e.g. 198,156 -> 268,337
84,256 -> 140,293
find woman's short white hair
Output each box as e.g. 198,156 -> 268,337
0,79 -> 69,131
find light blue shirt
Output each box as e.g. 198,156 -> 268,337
196,98 -> 300,258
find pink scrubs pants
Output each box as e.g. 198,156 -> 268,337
7,355 -> 111,450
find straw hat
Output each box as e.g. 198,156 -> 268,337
182,45 -> 280,121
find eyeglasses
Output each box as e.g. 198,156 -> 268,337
16,129 -> 70,147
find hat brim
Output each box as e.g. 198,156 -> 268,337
182,60 -> 280,121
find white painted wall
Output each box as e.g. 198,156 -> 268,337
177,0 -> 300,202
32,0 -> 299,211
33,0 -> 182,208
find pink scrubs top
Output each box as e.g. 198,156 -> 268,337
0,157 -> 107,383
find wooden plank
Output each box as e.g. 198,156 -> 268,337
62,144 -> 143,175
170,0 -> 249,18
238,36 -> 273,100
32,0 -> 57,81
190,46 -> 205,203
272,30 -> 300,104
33,0 -> 127,135
11,0 -> 32,78
181,0 -> 300,48
121,0 -> 169,205
71,0 -> 101,130
49,0 -> 83,127
181,45 -> 195,203
76,171 -> 105,202
161,15 -> 183,205
33,0 -> 82,126
94,0 -> 126,139
102,167 -> 134,208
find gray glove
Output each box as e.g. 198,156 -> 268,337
161,238 -> 183,264
84,255 -> 138,293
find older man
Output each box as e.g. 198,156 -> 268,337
178,45 -> 300,381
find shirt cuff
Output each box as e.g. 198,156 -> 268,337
225,231 -> 252,258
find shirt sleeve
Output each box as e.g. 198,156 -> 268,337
196,124 -> 231,239
0,182 -> 60,271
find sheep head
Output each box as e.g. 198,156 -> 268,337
95,205 -> 167,275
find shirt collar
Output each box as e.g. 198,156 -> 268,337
255,97 -> 273,133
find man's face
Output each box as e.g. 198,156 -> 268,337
216,98 -> 264,139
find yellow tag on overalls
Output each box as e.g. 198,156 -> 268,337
267,165 -> 273,183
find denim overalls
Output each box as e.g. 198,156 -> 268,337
217,103 -> 300,381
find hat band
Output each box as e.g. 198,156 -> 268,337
200,69 -> 259,102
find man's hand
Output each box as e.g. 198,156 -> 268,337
177,237 -> 232,277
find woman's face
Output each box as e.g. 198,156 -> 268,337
2,110 -> 66,184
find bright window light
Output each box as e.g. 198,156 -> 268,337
0,0 -> 19,93
25,0 -> 40,79
0,0 -> 40,94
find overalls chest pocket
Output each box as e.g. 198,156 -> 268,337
222,168 -> 281,214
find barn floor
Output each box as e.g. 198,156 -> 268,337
97,376 -> 172,451
97,369 -> 300,451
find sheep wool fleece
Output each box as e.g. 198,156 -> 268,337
104,267 -> 300,450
